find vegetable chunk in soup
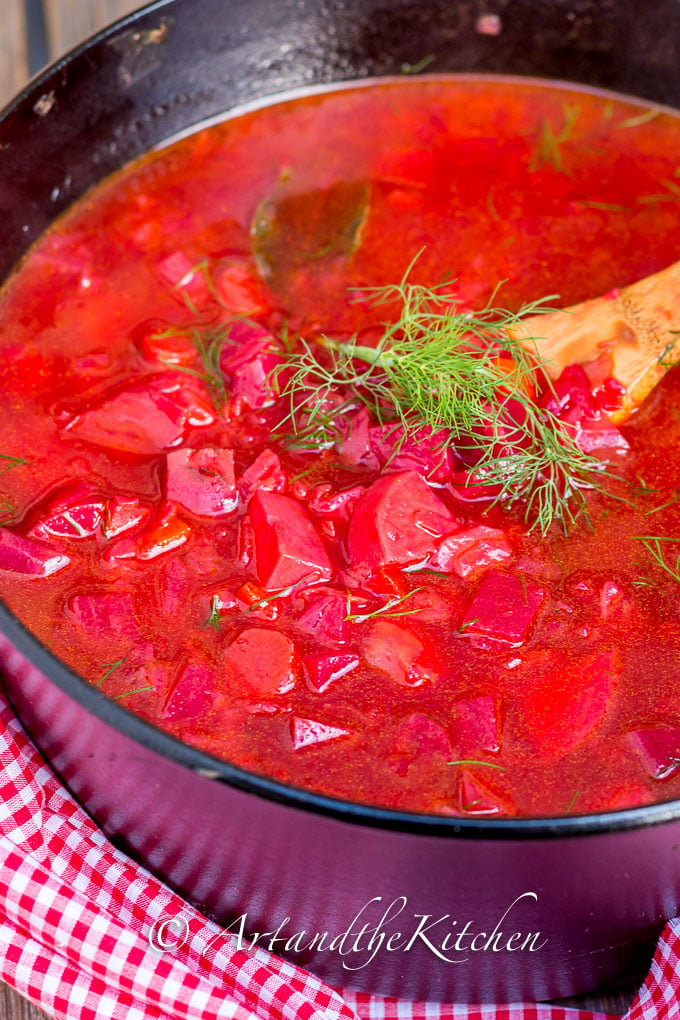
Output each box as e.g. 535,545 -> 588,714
3,77 -> 680,818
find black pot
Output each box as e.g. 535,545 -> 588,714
2,0 -> 680,1003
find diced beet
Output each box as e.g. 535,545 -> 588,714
520,650 -> 619,760
370,424 -> 456,483
452,696 -> 501,756
155,251 -> 209,301
155,558 -> 193,616
295,590 -> 350,646
239,450 -> 287,498
337,408 -> 379,470
461,571 -> 546,645
68,591 -> 138,640
540,364 -> 596,423
347,471 -> 457,571
303,653 -> 358,693
449,468 -> 501,504
166,446 -> 238,517
432,525 -> 512,578
363,619 -> 434,686
627,728 -> 680,780
0,529 -> 69,578
574,415 -> 629,455
458,772 -> 511,816
307,484 -> 365,521
136,504 -> 191,560
249,490 -> 333,590
290,717 -> 351,751
599,579 -> 630,623
102,498 -> 151,540
31,495 -> 106,540
391,712 -> 453,758
164,659 -> 217,722
220,325 -> 285,409
68,376 -> 214,455
225,628 -> 297,696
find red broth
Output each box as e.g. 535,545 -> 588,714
2,77 -> 680,818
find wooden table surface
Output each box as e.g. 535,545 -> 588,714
0,1 -> 646,1016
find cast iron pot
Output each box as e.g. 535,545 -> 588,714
2,0 -> 680,1003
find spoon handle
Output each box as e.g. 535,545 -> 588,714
516,261 -> 680,422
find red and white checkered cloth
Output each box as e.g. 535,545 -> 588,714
0,680 -> 676,1020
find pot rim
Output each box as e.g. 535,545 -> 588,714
2,0 -> 680,843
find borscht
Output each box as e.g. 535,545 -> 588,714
1,77 -> 680,818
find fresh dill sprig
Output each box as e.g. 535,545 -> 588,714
205,595 -> 223,631
157,323 -> 235,411
274,269 -> 614,534
632,535 -> 680,584
114,685 -> 154,701
529,103 -> 580,174
0,454 -> 26,475
446,759 -> 506,771
344,588 -> 424,623
96,658 -> 126,687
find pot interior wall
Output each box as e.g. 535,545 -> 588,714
2,0 -> 680,280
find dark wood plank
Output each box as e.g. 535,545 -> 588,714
0,0 -> 27,109
44,0 -> 141,60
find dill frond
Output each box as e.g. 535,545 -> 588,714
274,270 -> 614,534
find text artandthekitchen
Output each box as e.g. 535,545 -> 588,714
148,892 -> 546,969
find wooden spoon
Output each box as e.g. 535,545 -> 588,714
512,261 -> 680,423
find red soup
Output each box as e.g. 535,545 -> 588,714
2,77 -> 680,818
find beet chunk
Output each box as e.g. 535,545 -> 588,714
164,659 -> 218,722
249,491 -> 333,591
347,471 -> 457,571
627,728 -> 680,781
461,571 -> 546,645
520,650 -> 619,760
166,446 -> 237,517
0,529 -> 69,578
225,628 -> 297,696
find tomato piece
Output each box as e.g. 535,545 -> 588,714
347,471 -> 457,571
0,529 -> 69,578
249,490 -> 333,591
166,446 -> 238,517
214,263 -> 274,315
461,571 -> 546,645
225,628 -> 297,696
136,504 -> 191,560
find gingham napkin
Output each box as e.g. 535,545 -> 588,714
0,647 -> 675,1020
